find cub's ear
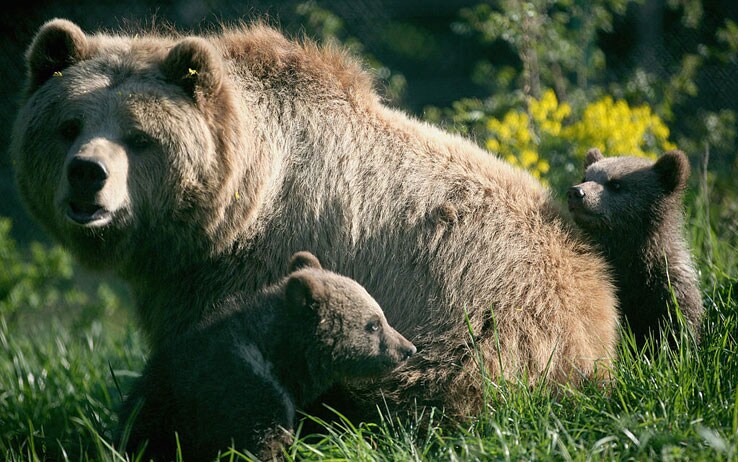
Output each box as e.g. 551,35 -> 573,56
584,148 -> 605,169
161,37 -> 226,102
288,251 -> 322,273
653,150 -> 690,194
26,19 -> 90,95
285,273 -> 326,309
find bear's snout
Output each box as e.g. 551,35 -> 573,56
400,342 -> 417,361
567,186 -> 585,201
64,157 -> 114,225
386,328 -> 416,364
567,186 -> 587,214
59,138 -> 130,227
68,157 -> 109,195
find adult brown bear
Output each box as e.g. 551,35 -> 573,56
11,19 -> 618,420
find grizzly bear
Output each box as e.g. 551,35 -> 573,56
11,19 -> 618,420
117,251 -> 416,461
567,148 -> 703,346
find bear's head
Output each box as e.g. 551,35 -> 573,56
567,148 -> 690,232
10,19 -> 256,272
282,251 -> 416,380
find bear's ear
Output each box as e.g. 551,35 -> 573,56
653,150 -> 690,194
584,148 -> 605,169
161,37 -> 225,102
26,19 -> 90,94
288,251 -> 322,273
285,273 -> 326,309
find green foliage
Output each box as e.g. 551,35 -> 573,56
425,0 -> 738,238
457,0 -> 637,104
0,218 -> 80,322
2,275 -> 735,461
0,218 -> 123,330
481,89 -> 675,188
716,20 -> 738,61
0,317 -> 145,461
295,1 -> 407,104
668,0 -> 704,28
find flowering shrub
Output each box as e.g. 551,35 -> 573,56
483,89 -> 676,183
485,90 -> 571,179
566,96 -> 676,159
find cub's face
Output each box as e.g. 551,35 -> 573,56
285,252 -> 416,379
567,148 -> 689,232
318,277 -> 417,378
11,20 -> 231,270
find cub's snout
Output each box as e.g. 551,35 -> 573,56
567,185 -> 585,202
567,185 -> 587,214
383,324 -> 417,366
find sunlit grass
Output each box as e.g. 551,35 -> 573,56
3,265 -> 734,461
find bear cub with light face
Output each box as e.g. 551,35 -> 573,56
567,148 -> 703,347
118,251 -> 416,461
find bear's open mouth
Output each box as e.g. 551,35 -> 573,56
66,201 -> 112,226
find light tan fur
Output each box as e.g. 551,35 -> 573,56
12,19 -> 619,420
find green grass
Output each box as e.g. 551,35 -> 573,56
1,200 -> 737,461
2,278 -> 736,461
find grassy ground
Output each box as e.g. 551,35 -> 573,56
1,202 -> 736,461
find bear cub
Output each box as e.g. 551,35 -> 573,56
567,148 -> 703,347
118,251 -> 416,461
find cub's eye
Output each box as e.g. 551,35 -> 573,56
125,130 -> 154,151
58,118 -> 82,142
366,320 -> 381,333
607,180 -> 622,191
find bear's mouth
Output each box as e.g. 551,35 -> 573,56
568,204 -> 585,215
568,206 -> 603,228
66,201 -> 112,226
567,200 -> 590,216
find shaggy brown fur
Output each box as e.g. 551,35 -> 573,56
568,148 -> 703,346
118,251 -> 415,461
12,19 -> 618,420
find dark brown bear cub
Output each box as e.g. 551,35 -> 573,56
567,148 -> 703,347
118,251 -> 416,461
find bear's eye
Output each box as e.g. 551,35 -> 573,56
606,180 -> 622,191
58,118 -> 82,142
125,130 -> 155,151
366,320 -> 381,333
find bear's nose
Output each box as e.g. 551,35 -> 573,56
402,343 -> 417,361
567,186 -> 585,200
68,157 -> 109,193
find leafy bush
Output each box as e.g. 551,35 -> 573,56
482,89 -> 675,188
0,217 -> 123,329
424,0 -> 737,212
0,218 -> 77,319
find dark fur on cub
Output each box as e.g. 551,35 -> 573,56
118,251 -> 416,461
567,148 -> 703,346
